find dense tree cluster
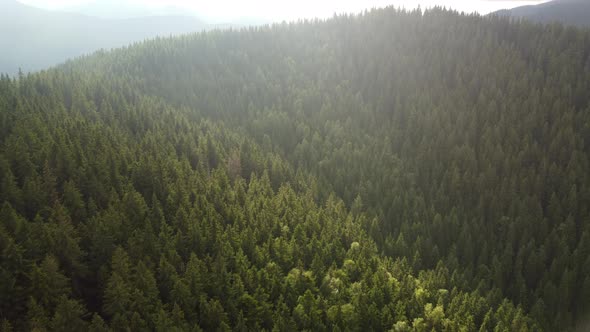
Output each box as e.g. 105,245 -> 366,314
1,6 -> 589,331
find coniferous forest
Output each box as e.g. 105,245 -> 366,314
1,7 -> 590,331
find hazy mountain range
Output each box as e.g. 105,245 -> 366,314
57,0 -> 188,19
0,0 -> 227,75
2,0 -> 589,76
494,0 -> 590,27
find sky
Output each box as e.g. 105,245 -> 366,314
18,0 -> 550,22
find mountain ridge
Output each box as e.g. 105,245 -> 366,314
0,0 -> 215,76
494,0 -> 590,27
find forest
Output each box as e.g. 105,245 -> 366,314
1,6 -> 590,331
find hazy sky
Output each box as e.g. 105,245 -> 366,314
19,0 -> 550,22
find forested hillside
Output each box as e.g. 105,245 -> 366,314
1,6 -> 590,331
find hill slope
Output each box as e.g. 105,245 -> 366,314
495,0 -> 590,26
0,0 -> 209,75
1,6 -> 590,331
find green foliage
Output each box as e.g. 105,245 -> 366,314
1,5 -> 589,331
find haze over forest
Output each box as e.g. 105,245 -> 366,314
19,0 -> 551,22
1,0 -> 589,331
0,0 -> 559,75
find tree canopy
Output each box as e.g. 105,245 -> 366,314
1,6 -> 589,331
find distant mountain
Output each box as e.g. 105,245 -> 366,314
60,0 -> 188,19
0,0 -> 213,75
494,0 -> 590,27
